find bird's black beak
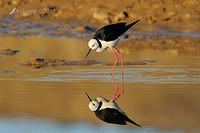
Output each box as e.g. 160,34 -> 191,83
85,49 -> 92,59
85,92 -> 92,102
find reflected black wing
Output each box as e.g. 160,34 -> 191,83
95,108 -> 127,125
122,113 -> 141,127
95,108 -> 141,127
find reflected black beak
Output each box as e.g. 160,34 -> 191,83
85,92 -> 92,102
85,49 -> 92,59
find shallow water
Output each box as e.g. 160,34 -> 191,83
0,18 -> 200,133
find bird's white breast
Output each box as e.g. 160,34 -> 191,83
95,38 -> 120,52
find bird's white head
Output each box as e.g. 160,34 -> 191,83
88,39 -> 99,50
85,39 -> 99,59
86,92 -> 102,112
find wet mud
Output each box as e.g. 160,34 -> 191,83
24,58 -> 146,68
0,48 -> 19,55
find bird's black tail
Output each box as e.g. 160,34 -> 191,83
126,19 -> 141,30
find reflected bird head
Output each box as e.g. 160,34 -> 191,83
85,92 -> 101,112
85,92 -> 92,102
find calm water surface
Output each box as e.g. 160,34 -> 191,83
0,19 -> 200,133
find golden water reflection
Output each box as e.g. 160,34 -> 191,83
0,37 -> 200,132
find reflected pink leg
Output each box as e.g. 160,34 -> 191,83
111,75 -> 119,101
113,48 -> 124,101
111,48 -> 119,101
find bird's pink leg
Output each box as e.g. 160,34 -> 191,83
111,48 -> 118,75
111,48 -> 119,101
113,47 -> 124,101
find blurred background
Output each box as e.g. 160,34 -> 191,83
0,0 -> 200,133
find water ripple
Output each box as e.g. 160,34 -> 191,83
17,65 -> 200,83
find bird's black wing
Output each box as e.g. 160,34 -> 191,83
94,19 -> 141,41
95,108 -> 127,125
94,22 -> 127,41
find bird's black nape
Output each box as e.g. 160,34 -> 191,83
85,92 -> 92,102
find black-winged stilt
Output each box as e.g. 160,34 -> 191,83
85,92 -> 141,127
85,20 -> 141,101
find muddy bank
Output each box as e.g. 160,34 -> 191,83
0,48 -> 19,55
24,58 -> 146,68
0,0 -> 199,32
